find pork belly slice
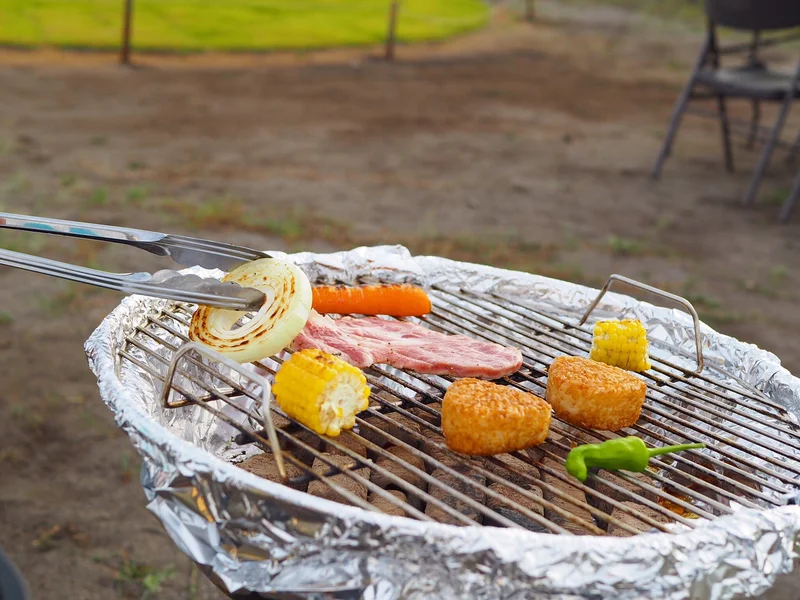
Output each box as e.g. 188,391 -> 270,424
290,311 -> 522,379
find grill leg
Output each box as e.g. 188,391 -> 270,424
743,59 -> 800,206
717,95 -> 734,172
779,167 -> 800,223
747,100 -> 760,149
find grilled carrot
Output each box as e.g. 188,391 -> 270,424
311,284 -> 431,317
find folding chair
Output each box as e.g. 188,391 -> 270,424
779,168 -> 800,222
651,0 -> 800,209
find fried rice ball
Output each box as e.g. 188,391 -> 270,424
442,378 -> 551,456
546,356 -> 646,431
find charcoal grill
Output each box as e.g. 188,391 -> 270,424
87,247 -> 800,599
120,283 -> 798,539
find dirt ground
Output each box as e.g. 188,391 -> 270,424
2,3 -> 800,598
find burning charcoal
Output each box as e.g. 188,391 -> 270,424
308,454 -> 369,505
656,455 -> 748,508
487,481 -> 544,516
410,401 -> 442,426
355,414 -> 390,449
485,453 -> 541,486
268,411 -> 292,430
486,482 -> 546,531
424,469 -> 485,525
326,431 -> 369,458
235,410 -> 292,446
236,454 -> 307,492
539,457 -> 596,534
587,470 -> 658,505
572,458 -> 659,528
717,462 -> 760,505
382,412 -> 424,447
370,446 -> 428,492
357,411 -> 423,448
281,428 -> 326,466
369,490 -> 409,517
607,501 -> 671,537
420,438 -> 464,470
523,445 -> 546,464
372,388 -> 403,408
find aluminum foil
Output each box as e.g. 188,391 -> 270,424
85,244 -> 800,600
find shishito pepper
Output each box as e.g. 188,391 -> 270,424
566,436 -> 705,482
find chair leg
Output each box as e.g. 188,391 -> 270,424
779,168 -> 800,222
651,37 -> 710,180
717,95 -> 734,172
651,89 -> 694,179
743,61 -> 800,206
747,100 -> 760,149
787,130 -> 800,165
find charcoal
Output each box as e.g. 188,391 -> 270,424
486,482 -> 544,518
425,469 -> 485,525
607,501 -> 671,537
370,446 -> 427,510
326,432 -> 368,457
410,401 -> 442,426
236,453 -> 307,492
308,454 -> 369,505
358,412 -> 423,448
538,457 -> 596,534
369,490 -> 409,517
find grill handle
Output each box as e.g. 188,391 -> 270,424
578,274 -> 704,373
160,342 -> 288,482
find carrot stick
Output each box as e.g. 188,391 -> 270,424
311,284 -> 431,316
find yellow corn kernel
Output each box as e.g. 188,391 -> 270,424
590,319 -> 651,372
272,348 -> 370,437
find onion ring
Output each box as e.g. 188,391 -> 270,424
189,259 -> 312,363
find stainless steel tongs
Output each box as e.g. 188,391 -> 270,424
0,213 -> 270,310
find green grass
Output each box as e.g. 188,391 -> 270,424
87,187 -> 109,207
0,0 -> 490,52
607,235 -> 645,256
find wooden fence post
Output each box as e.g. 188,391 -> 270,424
525,0 -> 534,23
121,0 -> 134,65
385,1 -> 399,61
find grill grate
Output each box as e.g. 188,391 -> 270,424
117,286 -> 800,537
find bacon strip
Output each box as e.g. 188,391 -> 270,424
290,311 -> 522,379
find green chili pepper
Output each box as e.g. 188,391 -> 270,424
565,436 -> 705,482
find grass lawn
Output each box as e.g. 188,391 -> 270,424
0,0 -> 490,52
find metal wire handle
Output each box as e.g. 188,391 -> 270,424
160,342 -> 287,481
578,274 -> 705,374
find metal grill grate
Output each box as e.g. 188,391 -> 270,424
117,286 -> 800,537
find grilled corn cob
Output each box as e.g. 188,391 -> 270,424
273,349 -> 370,437
590,319 -> 651,372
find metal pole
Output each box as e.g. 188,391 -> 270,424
121,0 -> 134,66
385,1 -> 399,61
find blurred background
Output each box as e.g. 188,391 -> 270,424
1,0 -> 799,597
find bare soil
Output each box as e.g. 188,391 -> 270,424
2,4 -> 800,598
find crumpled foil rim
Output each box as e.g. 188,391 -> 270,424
85,245 -> 800,600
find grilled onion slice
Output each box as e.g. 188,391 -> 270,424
189,258 -> 312,363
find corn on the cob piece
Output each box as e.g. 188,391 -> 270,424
273,348 -> 370,437
590,319 -> 651,372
